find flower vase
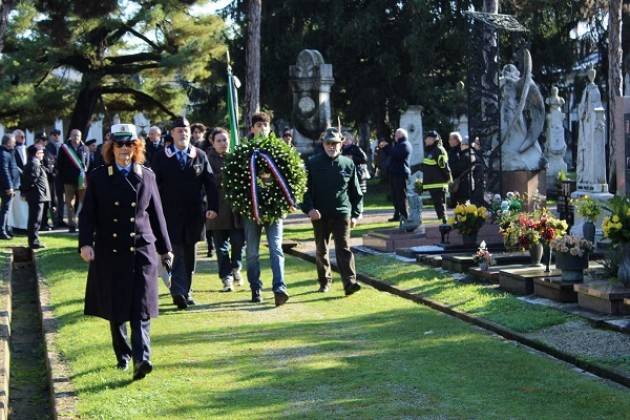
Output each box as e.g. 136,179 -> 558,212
617,243 -> 630,288
555,252 -> 589,283
543,243 -> 552,273
529,243 -> 544,267
462,233 -> 478,247
582,221 -> 596,244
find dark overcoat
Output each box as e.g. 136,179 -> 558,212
56,141 -> 90,185
20,157 -> 51,203
151,145 -> 218,245
0,146 -> 20,190
79,164 -> 172,322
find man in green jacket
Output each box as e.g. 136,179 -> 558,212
301,127 -> 363,295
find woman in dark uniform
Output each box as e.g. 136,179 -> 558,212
79,123 -> 173,380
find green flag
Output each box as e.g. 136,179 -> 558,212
227,59 -> 240,149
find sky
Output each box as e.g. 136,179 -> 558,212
190,0 -> 233,16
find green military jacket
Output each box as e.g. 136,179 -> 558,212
301,152 -> 363,219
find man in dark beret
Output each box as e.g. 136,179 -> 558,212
151,116 -> 219,309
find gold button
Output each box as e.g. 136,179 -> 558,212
113,218 -> 118,222
113,249 -> 118,253
112,233 -> 117,238
130,246 -> 135,251
130,217 -> 135,222
131,202 -> 136,207
130,232 -> 136,237
114,201 -> 119,206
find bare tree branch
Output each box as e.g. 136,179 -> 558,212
98,85 -> 178,118
125,26 -> 161,51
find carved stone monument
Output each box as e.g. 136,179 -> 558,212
399,106 -> 424,169
571,68 -> 613,239
498,49 -> 547,201
289,50 -> 334,155
544,86 -> 568,191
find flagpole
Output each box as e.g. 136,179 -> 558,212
226,49 -> 240,149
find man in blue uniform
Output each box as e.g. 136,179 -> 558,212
152,117 -> 219,310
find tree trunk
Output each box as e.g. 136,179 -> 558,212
359,121 -> 372,173
609,0 -> 622,193
483,0 -> 498,13
0,0 -> 15,54
244,0 -> 261,130
67,85 -> 100,139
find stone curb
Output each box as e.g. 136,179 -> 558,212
33,252 -> 79,419
286,247 -> 630,389
0,252 -> 13,420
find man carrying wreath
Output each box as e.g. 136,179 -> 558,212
301,127 -> 363,295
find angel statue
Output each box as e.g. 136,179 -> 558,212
498,49 -> 546,172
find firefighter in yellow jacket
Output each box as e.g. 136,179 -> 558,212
420,130 -> 452,224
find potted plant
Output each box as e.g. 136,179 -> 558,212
473,240 -> 494,271
501,209 -> 568,267
602,196 -> 630,287
575,195 -> 600,243
448,202 -> 488,246
550,234 -> 593,283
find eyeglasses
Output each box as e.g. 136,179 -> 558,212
114,141 -> 136,148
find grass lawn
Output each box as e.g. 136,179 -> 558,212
355,254 -> 574,334
22,234 -> 630,418
363,178 -> 392,210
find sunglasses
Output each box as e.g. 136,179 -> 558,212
114,140 -> 136,148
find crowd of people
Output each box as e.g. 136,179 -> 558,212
375,129 -> 485,224
14,111 -> 363,380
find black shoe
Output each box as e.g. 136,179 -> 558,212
69,226 -> 76,233
251,290 -> 263,303
116,358 -> 130,371
172,295 -> 188,310
41,225 -> 52,231
207,250 -> 214,258
133,360 -> 153,380
388,217 -> 400,222
30,243 -> 45,250
344,282 -> 362,296
0,234 -> 10,240
318,282 -> 331,293
186,297 -> 196,305
274,291 -> 289,307
55,221 -> 68,228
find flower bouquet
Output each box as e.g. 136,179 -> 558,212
574,195 -> 601,243
472,241 -> 494,271
448,202 -> 488,246
550,234 -> 593,283
602,196 -> 630,286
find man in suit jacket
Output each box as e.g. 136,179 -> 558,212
56,129 -> 90,232
145,126 -> 163,167
0,134 -> 20,239
20,144 -> 51,248
46,129 -> 65,227
12,129 -> 28,171
152,117 -> 219,309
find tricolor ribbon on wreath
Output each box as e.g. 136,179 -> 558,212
60,143 -> 86,189
249,149 -> 296,224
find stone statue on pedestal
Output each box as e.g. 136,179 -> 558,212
576,68 -> 608,193
498,50 -> 546,172
544,86 -> 568,189
400,174 -> 424,233
289,50 -> 334,156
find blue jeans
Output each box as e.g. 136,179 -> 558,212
0,192 -> 13,236
212,229 -> 244,279
243,218 -> 286,293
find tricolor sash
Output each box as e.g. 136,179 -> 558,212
249,149 -> 296,224
61,144 -> 86,188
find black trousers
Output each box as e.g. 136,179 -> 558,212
27,200 -> 45,246
110,319 -> 151,364
428,189 -> 447,223
312,216 -> 357,289
53,176 -> 65,224
171,243 -> 196,297
390,176 -> 408,220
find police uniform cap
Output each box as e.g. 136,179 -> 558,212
85,139 -> 97,146
425,130 -> 440,139
171,116 -> 190,129
110,123 -> 138,142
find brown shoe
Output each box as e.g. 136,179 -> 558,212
274,291 -> 289,307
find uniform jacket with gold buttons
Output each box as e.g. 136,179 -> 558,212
79,163 -> 172,322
